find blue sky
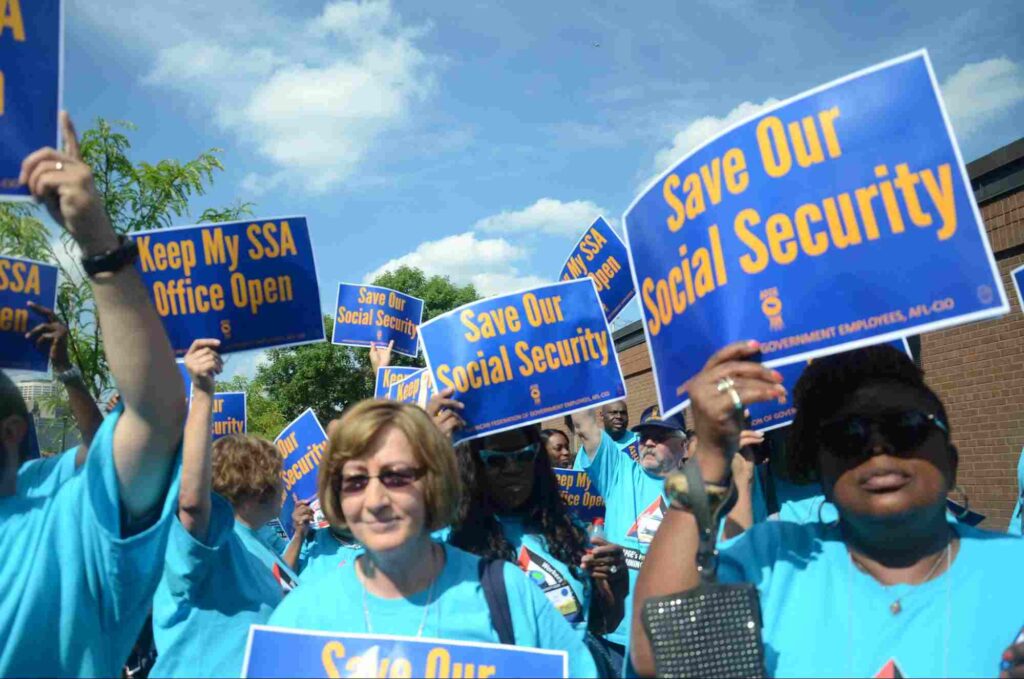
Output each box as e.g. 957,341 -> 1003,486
58,0 -> 1024,380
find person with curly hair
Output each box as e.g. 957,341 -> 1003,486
268,400 -> 598,677
632,341 -> 1024,677
150,340 -> 298,678
449,423 -> 628,675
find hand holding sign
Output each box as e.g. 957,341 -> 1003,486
369,339 -> 394,372
425,386 -> 466,440
24,302 -> 70,370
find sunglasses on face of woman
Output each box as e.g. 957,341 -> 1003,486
819,410 -> 949,459
339,467 -> 426,494
478,442 -> 540,470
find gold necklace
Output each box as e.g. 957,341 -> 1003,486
849,541 -> 950,615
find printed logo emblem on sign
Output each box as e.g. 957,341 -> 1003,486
622,51 -> 1008,418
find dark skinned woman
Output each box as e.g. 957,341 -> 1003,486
541,428 -> 574,469
632,341 -> 1024,677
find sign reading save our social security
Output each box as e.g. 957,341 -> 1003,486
0,0 -> 61,201
332,283 -> 424,358
211,392 -> 246,440
560,217 -> 636,323
242,626 -> 568,678
383,368 -> 436,408
374,366 -> 423,398
747,338 -> 911,432
554,468 -> 605,525
419,279 -> 626,443
623,50 -> 1008,418
275,408 -> 329,537
133,217 -> 324,356
0,255 -> 58,371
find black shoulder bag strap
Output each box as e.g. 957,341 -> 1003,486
478,558 -> 515,645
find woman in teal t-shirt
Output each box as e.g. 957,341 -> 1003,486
268,400 -> 597,678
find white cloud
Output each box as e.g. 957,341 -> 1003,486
364,231 -> 549,297
140,0 -> 436,194
473,198 -> 612,237
941,57 -> 1024,139
652,98 -> 780,173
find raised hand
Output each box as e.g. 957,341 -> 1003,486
183,339 -> 223,395
369,340 -> 394,373
25,302 -> 71,370
425,387 -> 465,440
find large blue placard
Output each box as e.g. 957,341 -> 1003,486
242,626 -> 567,678
331,283 -> 424,358
383,368 -> 436,408
212,391 -> 246,441
560,216 -> 636,323
0,0 -> 61,200
419,279 -> 626,443
275,408 -> 330,537
623,51 -> 1008,418
0,255 -> 58,371
133,217 -> 324,356
747,337 -> 911,432
374,366 -> 422,398
1012,264 -> 1024,314
554,468 -> 605,525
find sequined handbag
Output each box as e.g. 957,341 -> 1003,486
641,460 -> 766,678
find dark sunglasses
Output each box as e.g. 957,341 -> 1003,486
479,442 -> 540,470
339,467 -> 426,494
819,410 -> 949,458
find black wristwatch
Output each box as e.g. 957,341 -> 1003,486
81,235 -> 139,278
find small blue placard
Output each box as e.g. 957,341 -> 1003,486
212,391 -> 246,441
1011,264 -> 1024,315
554,468 -> 605,525
133,216 -> 325,356
331,283 -> 424,358
623,51 -> 1008,418
0,0 -> 61,200
275,408 -> 330,538
383,368 -> 436,408
419,279 -> 626,443
747,338 -> 912,432
374,366 -> 422,398
0,255 -> 58,371
242,626 -> 568,678
560,216 -> 636,323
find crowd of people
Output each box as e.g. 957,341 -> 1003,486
3,113 -> 1024,679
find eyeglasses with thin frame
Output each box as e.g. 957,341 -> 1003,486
339,467 -> 426,494
819,410 -> 948,459
479,442 -> 540,470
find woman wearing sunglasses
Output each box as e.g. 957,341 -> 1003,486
632,341 -> 1024,677
450,425 -> 628,673
267,400 -> 598,677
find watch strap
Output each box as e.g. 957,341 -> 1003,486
81,235 -> 139,278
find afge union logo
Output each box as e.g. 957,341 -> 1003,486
220,319 -> 233,339
760,287 -> 784,331
530,384 -> 541,405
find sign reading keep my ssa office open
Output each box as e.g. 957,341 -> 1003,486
623,51 -> 1007,418
560,217 -> 636,323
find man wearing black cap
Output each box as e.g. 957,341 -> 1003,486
570,405 -> 689,666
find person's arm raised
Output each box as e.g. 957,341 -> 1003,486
630,341 -> 784,676
177,339 -> 222,542
282,500 -> 314,571
571,407 -> 604,461
368,340 -> 394,374
20,112 -> 187,525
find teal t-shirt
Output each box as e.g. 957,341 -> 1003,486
573,429 -> 639,470
497,514 -> 591,633
719,521 -> 1024,676
151,494 -> 298,678
268,542 -> 597,677
295,527 -> 363,583
577,431 -> 665,647
1008,447 -> 1024,534
0,409 -> 179,677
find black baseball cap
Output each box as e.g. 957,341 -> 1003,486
631,405 -> 686,434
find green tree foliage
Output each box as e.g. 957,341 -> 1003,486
216,375 -> 288,440
252,267 -> 478,428
0,118 -> 252,398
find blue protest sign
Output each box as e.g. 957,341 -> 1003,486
383,368 -> 436,408
242,626 -> 567,678
554,468 -> 605,525
275,408 -> 329,537
0,0 -> 61,201
560,217 -> 636,323
331,283 -> 424,358
623,51 -> 1008,418
0,255 -> 58,371
747,338 -> 912,432
133,216 -> 324,356
374,366 -> 422,398
1012,264 -> 1024,315
212,391 -> 246,441
420,279 -> 626,443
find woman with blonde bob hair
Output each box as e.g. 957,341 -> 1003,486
269,400 -> 597,676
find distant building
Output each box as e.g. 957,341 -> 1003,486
17,379 -> 57,418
